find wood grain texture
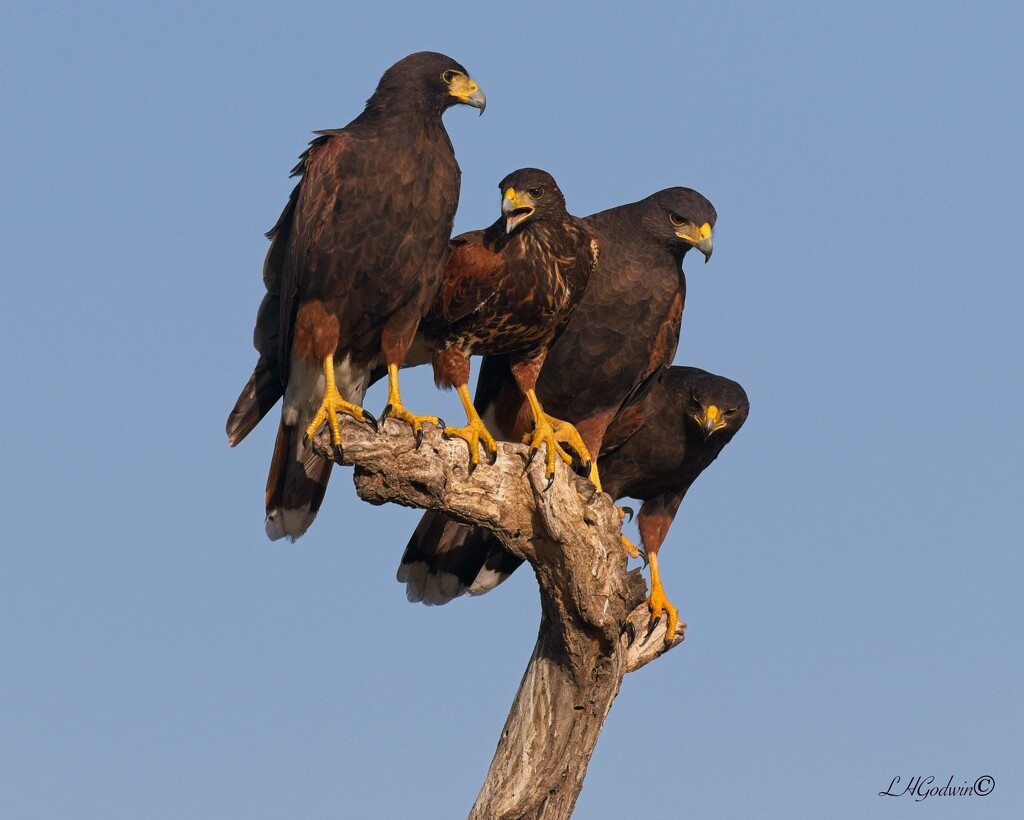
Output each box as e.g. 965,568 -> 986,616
312,417 -> 685,819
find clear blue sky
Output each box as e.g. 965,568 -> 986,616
2,2 -> 1021,817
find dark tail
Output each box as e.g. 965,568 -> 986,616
397,510 -> 523,605
263,420 -> 332,541
226,355 -> 284,447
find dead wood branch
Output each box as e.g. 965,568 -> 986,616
314,417 -> 685,819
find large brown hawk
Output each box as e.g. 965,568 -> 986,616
412,168 -> 600,484
226,52 -> 485,541
398,366 -> 749,643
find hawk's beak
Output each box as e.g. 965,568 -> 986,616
449,75 -> 486,114
695,404 -> 723,439
502,188 -> 534,233
696,232 -> 713,263
677,222 -> 714,262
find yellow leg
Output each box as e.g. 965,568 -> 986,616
382,362 -> 442,447
540,412 -> 635,556
616,506 -> 641,559
305,354 -> 376,457
443,384 -> 499,470
521,390 -> 582,489
646,552 -> 680,643
542,412 -> 595,478
624,551 -> 680,646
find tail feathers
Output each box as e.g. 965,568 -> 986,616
466,540 -> 524,597
264,420 -> 332,541
397,510 -> 524,605
227,356 -> 283,447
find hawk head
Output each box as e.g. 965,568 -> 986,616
370,52 -> 486,115
683,370 -> 749,440
646,188 -> 717,262
498,168 -> 568,234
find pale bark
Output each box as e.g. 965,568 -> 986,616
315,417 -> 684,819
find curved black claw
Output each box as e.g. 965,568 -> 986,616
332,443 -> 345,464
526,446 -> 539,468
435,417 -> 446,432
467,458 -> 477,476
489,448 -> 499,466
624,619 -> 636,647
620,505 -> 634,523
649,614 -> 662,634
302,430 -> 311,447
415,428 -> 424,449
544,473 -> 555,492
362,409 -> 379,431
381,403 -> 393,421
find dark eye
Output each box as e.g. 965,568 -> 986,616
669,213 -> 685,226
442,70 -> 459,84
722,408 -> 736,418
528,187 -> 544,199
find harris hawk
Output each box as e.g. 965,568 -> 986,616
397,366 -> 749,644
413,168 -> 600,483
226,52 -> 485,541
591,366 -> 749,639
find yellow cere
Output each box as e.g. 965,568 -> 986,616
675,222 -> 711,243
447,74 -> 479,99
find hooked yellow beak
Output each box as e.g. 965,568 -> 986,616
501,188 -> 535,233
676,221 -> 714,262
694,404 -> 726,438
447,74 -> 486,114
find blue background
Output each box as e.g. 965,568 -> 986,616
2,2 -> 1021,817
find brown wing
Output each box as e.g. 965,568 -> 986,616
226,180 -> 300,446
278,123 -> 461,373
598,402 -> 646,457
426,229 -> 503,327
534,203 -> 684,426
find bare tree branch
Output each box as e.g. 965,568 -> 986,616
315,417 -> 685,819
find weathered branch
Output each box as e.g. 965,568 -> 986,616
315,417 -> 685,818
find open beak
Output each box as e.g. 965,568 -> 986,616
502,188 -> 534,233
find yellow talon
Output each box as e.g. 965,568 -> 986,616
522,415 -> 574,487
305,354 -> 373,447
382,362 -> 442,446
646,552 -> 680,644
520,389 -> 591,487
620,533 -> 641,560
543,413 -> 593,465
616,507 -> 640,558
445,384 -> 499,467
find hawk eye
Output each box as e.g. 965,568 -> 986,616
528,187 -> 544,199
441,70 -> 459,84
669,213 -> 686,226
722,408 -> 736,418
